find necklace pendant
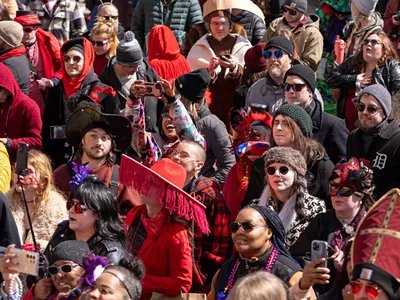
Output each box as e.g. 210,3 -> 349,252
245,261 -> 249,270
345,224 -> 354,235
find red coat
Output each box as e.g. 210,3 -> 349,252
36,29 -> 63,81
125,205 -> 193,300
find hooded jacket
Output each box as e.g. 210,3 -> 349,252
0,63 -> 42,162
231,10 -> 267,45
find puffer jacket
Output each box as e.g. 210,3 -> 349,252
132,0 -> 203,49
231,10 -> 266,45
326,57 -> 400,118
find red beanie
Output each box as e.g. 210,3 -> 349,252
244,42 -> 267,73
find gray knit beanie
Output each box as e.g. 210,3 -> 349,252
0,21 -> 23,48
356,84 -> 392,117
49,240 -> 90,265
116,31 -> 143,67
352,0 -> 378,16
264,146 -> 307,176
274,104 -> 313,137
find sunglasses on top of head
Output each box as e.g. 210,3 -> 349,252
354,102 -> 382,114
266,165 -> 290,176
350,281 -> 382,299
230,221 -> 268,233
263,49 -> 284,59
66,200 -> 88,214
282,6 -> 298,16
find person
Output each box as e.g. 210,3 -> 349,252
131,0 -> 203,50
14,11 -> 63,115
0,62 -> 42,164
0,20 -> 30,95
45,176 -> 126,265
258,147 -> 326,248
6,149 -> 68,250
42,37 -> 120,169
53,100 -> 139,216
0,193 -> 21,249
122,156 -> 210,299
171,140 -> 233,291
284,64 -> 349,164
147,25 -> 191,83
263,0 -> 324,71
290,157 -> 375,296
187,2 -> 252,128
90,22 -> 118,76
230,7 -> 267,45
347,84 -> 400,199
0,143 -> 11,193
327,30 -> 400,131
0,0 -> 16,19
0,4 -> 11,21
96,2 -> 124,40
383,0 -> 400,53
208,205 -> 315,299
99,31 -> 164,134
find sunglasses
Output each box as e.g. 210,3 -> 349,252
91,40 -> 109,47
263,49 -> 284,59
329,184 -> 355,197
66,200 -> 88,214
266,165 -> 290,176
63,55 -> 82,63
99,15 -> 118,21
48,264 -> 79,275
362,39 -> 381,47
230,221 -> 268,233
350,281 -> 382,299
23,26 -> 38,33
284,83 -> 307,92
354,102 -> 382,114
282,6 -> 298,15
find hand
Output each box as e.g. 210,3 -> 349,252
34,278 -> 54,300
298,258 -> 330,290
208,57 -> 219,74
218,55 -> 237,71
159,78 -> 175,97
129,80 -> 147,99
0,138 -> 7,144
356,73 -> 372,88
0,245 -> 19,295
392,14 -> 400,26
342,283 -> 354,300
36,78 -> 54,91
331,246 -> 345,271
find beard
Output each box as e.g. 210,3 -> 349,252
83,146 -> 109,160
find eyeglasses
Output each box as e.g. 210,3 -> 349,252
48,264 -> 79,275
350,281 -> 382,299
63,55 -> 82,63
266,165 -> 290,176
23,26 -> 38,33
66,200 -> 88,214
263,49 -> 284,59
284,83 -> 308,92
362,39 -> 381,46
230,221 -> 268,233
210,21 -> 229,27
91,40 -> 109,47
98,15 -> 118,21
329,184 -> 356,197
282,6 -> 298,16
354,102 -> 382,115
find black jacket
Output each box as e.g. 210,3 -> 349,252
326,57 -> 400,118
0,192 -> 21,249
231,10 -> 267,45
347,120 -> 400,199
99,57 -> 164,134
42,70 -> 120,169
0,51 -> 30,95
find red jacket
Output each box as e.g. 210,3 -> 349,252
0,63 -> 42,161
125,205 -> 193,300
383,0 -> 400,52
35,29 -> 63,81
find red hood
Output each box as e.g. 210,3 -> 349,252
148,25 -> 181,60
0,62 -> 22,101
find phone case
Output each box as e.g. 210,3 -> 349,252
311,240 -> 328,268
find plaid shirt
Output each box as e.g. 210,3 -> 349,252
27,0 -> 86,43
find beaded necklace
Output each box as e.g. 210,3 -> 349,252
9,275 -> 23,300
217,246 -> 279,300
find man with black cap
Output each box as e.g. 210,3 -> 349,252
284,64 -> 348,164
348,84 -> 400,199
263,0 -> 324,71
99,31 -> 164,134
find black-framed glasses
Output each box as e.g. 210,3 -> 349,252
362,39 -> 381,46
98,15 -> 118,21
230,221 -> 268,233
329,184 -> 356,197
282,6 -> 298,16
48,264 -> 79,275
284,83 -> 307,92
263,49 -> 284,59
91,40 -> 109,47
354,102 -> 382,114
63,55 -> 82,63
266,166 -> 290,176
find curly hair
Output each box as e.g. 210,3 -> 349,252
90,22 -> 119,59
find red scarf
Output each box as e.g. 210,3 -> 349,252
0,46 -> 26,61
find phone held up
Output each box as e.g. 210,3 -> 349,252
311,240 -> 328,268
0,246 -> 39,276
144,82 -> 164,98
15,142 -> 29,176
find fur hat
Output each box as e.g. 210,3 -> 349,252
264,146 -> 307,176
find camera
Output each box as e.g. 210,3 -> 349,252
144,82 -> 164,98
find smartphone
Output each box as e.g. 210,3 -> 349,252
219,54 -> 232,60
250,103 -> 267,114
0,246 -> 39,276
15,142 -> 29,176
311,240 -> 328,268
144,82 -> 164,98
50,125 -> 66,139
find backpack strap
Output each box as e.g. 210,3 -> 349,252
110,165 -> 119,196
66,161 -> 75,178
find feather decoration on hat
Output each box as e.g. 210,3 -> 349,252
69,163 -> 92,189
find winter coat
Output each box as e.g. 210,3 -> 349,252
327,57 -> 400,119
99,57 -> 164,134
0,63 -> 42,162
0,192 -> 21,249
42,71 -> 120,169
231,10 -> 267,45
132,0 -> 203,49
347,120 -> 400,199
384,0 -> 400,52
6,189 -> 68,250
0,144 -> 11,194
264,15 -> 324,71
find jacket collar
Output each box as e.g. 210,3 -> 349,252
307,99 -> 322,132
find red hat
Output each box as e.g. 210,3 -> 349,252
119,156 -> 210,234
14,11 -> 41,26
244,43 -> 267,73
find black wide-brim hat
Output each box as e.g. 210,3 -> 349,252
66,103 -> 132,153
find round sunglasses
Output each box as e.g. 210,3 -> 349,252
48,264 -> 79,275
66,200 -> 88,214
230,221 -> 268,233
63,55 -> 82,64
284,83 -> 307,92
350,281 -> 382,299
263,49 -> 284,59
354,102 -> 382,115
266,165 -> 290,176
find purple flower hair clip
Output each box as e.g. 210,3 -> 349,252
69,162 -> 92,189
80,254 -> 110,290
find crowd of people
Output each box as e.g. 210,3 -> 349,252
0,0 -> 400,299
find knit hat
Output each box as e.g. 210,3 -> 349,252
175,68 -> 211,103
245,43 -> 267,73
282,0 -> 307,14
0,21 -> 23,48
264,146 -> 307,176
285,64 -> 316,92
49,240 -> 90,265
356,84 -> 392,118
265,36 -> 294,59
116,31 -> 143,67
352,0 -> 378,16
274,104 -> 313,137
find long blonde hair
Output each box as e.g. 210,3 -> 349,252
90,22 -> 119,59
